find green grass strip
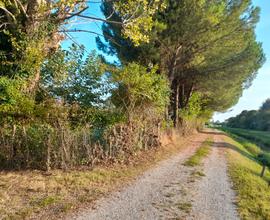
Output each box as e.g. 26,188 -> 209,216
184,138 -> 213,167
226,136 -> 270,220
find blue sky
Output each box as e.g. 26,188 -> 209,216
61,4 -> 104,54
62,1 -> 270,122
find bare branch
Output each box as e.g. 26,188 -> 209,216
65,6 -> 89,20
0,22 -> 11,29
13,0 -> 28,18
0,6 -> 16,21
73,14 -> 123,25
60,29 -> 122,47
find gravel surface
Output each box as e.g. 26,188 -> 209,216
187,134 -> 239,220
68,133 -> 207,220
68,132 -> 239,220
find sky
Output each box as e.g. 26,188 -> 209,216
62,1 -> 270,122
61,4 -> 106,57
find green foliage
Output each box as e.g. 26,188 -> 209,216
0,77 -> 34,122
260,98 -> 270,111
111,63 -> 170,117
0,0 -> 58,79
0,0 -> 266,172
41,44 -> 109,108
100,0 -> 265,126
114,0 -> 167,45
179,92 -> 203,120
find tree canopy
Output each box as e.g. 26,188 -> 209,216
98,0 -> 265,126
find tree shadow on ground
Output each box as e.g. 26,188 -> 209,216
198,129 -> 270,182
198,130 -> 224,136
214,141 -> 254,160
213,141 -> 270,182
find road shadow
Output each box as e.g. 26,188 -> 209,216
213,141 -> 270,182
214,141 -> 256,162
199,130 -> 224,136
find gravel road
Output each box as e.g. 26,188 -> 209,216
187,134 -> 239,220
68,131 -> 239,220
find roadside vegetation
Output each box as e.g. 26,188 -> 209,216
0,0 -> 264,171
221,128 -> 270,177
0,0 -> 266,218
225,135 -> 270,219
184,138 -> 213,167
0,134 -> 192,219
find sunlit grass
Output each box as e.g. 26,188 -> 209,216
226,136 -> 270,220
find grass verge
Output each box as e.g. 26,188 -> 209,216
0,133 -> 197,220
184,138 -> 213,167
225,135 -> 270,219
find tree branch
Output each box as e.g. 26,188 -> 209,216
60,29 -> 122,47
73,14 -> 123,25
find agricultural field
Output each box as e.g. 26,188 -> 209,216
222,127 -> 270,149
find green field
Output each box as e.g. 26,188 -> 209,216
222,127 -> 270,149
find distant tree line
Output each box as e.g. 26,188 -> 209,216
225,99 -> 270,131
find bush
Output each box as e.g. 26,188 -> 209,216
111,63 -> 170,118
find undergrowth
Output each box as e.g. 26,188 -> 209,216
0,133 -> 191,219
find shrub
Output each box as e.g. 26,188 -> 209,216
110,63 -> 170,118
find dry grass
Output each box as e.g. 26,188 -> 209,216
0,131 -> 198,220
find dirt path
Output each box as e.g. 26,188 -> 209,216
187,134 -> 239,220
68,131 -> 239,220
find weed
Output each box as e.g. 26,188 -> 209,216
191,170 -> 205,178
176,202 -> 192,213
184,138 -> 213,167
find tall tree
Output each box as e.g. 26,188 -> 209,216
0,0 -> 165,93
99,0 -> 265,127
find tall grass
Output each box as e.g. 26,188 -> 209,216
0,120 -> 161,170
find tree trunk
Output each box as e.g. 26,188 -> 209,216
173,82 -> 179,128
46,135 -> 51,172
260,165 -> 266,177
184,84 -> 194,107
28,70 -> 40,93
11,124 -> 17,161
